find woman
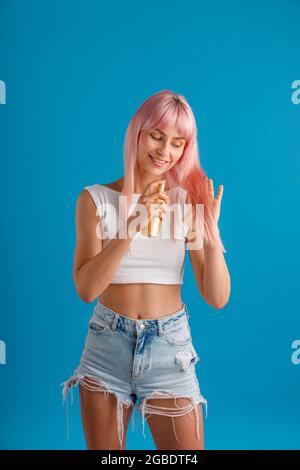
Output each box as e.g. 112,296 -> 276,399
61,90 -> 231,450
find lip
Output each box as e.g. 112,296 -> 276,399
148,154 -> 168,166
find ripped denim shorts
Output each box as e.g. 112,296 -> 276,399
61,300 -> 208,449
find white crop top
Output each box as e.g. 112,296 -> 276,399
83,184 -> 190,285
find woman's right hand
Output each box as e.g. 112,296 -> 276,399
135,179 -> 170,233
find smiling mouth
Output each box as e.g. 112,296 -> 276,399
148,154 -> 168,166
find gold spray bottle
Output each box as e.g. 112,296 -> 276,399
141,180 -> 166,238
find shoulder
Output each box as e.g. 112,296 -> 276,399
73,189 -> 101,228
78,184 -> 104,217
101,178 -> 123,191
76,187 -> 98,212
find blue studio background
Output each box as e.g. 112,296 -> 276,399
0,0 -> 299,450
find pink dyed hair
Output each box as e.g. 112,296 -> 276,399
120,89 -> 226,253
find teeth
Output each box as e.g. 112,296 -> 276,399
149,155 -> 166,165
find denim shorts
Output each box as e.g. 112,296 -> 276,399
61,300 -> 208,449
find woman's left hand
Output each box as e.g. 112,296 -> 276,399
206,176 -> 224,226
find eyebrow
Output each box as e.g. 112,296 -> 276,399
153,128 -> 185,140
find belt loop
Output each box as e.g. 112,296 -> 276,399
110,314 -> 118,332
157,319 -> 164,336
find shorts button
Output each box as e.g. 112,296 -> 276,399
140,323 -> 145,329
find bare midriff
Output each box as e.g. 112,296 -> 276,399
97,179 -> 184,320
98,283 -> 183,320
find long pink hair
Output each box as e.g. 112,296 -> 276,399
120,90 -> 226,253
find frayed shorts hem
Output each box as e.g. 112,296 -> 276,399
61,370 -> 208,449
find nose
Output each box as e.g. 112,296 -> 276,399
157,142 -> 169,157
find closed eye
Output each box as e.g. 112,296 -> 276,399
150,134 -> 183,148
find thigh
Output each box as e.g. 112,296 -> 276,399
79,382 -> 134,450
146,397 -> 204,450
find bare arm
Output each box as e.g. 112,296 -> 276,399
202,243 -> 230,309
73,190 -> 135,303
188,242 -> 230,309
186,193 -> 230,309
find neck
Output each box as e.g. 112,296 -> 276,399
132,167 -> 166,193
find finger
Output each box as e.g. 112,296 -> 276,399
145,179 -> 166,194
152,198 -> 168,204
143,196 -> 168,204
156,191 -> 169,199
160,203 -> 169,215
216,185 -> 223,201
152,192 -> 170,201
160,202 -> 168,212
157,201 -> 169,210
154,179 -> 166,188
208,178 -> 214,198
